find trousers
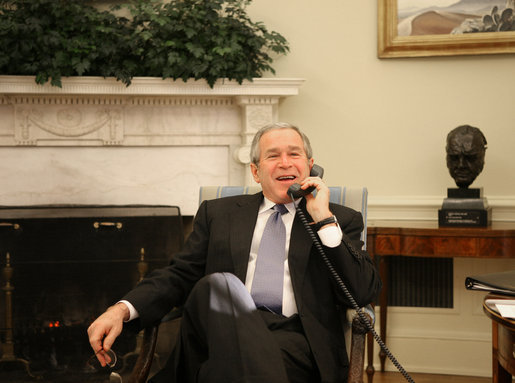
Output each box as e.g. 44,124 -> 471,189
149,272 -> 319,383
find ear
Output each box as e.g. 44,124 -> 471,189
308,157 -> 314,171
250,163 -> 260,184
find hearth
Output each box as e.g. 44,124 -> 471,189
0,205 -> 183,382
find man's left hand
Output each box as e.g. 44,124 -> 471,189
301,177 -> 333,223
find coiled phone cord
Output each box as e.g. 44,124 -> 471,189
291,195 -> 416,383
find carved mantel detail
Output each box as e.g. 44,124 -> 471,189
13,98 -> 124,146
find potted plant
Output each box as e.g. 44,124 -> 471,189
0,0 -> 289,87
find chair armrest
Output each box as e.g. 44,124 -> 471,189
161,307 -> 183,322
347,304 -> 375,383
346,304 -> 375,334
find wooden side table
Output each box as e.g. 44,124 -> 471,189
366,221 -> 515,375
483,294 -> 515,383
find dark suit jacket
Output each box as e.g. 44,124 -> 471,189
123,192 -> 381,382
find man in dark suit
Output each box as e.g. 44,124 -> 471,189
88,122 -> 381,383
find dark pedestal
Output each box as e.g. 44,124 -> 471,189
438,188 -> 491,227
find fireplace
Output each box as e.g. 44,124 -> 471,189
0,76 -> 303,381
0,205 -> 183,382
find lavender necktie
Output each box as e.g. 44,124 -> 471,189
251,204 -> 288,315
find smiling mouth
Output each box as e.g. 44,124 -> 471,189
277,176 -> 296,181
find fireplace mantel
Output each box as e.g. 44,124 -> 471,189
0,76 -> 304,215
0,75 -> 304,96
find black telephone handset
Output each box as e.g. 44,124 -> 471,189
287,164 -> 324,198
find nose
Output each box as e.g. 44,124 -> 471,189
279,153 -> 292,167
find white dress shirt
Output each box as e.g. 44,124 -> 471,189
245,198 -> 342,316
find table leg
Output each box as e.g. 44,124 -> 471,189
366,331 -> 375,383
492,321 -> 513,383
379,256 -> 389,372
495,362 -> 512,383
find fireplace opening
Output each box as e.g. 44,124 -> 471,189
0,205 -> 184,382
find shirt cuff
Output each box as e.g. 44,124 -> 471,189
118,300 -> 139,322
317,224 -> 343,248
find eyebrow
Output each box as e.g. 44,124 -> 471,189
264,145 -> 304,154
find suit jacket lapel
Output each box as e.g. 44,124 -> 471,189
229,192 -> 262,282
288,200 -> 314,311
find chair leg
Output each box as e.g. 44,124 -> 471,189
366,332 -> 375,383
127,325 -> 159,383
347,315 -> 369,383
347,330 -> 365,383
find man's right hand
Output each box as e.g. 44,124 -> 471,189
87,302 -> 129,366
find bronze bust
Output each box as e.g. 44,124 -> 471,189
446,125 -> 487,188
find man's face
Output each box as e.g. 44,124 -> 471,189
250,128 -> 313,204
446,132 -> 485,188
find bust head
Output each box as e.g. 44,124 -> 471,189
446,125 -> 487,188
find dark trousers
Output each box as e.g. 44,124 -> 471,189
149,272 -> 319,383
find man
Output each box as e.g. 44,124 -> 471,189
446,125 -> 487,188
88,122 -> 381,383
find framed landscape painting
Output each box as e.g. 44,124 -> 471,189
378,0 -> 515,57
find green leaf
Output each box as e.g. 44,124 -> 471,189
74,60 -> 90,76
185,42 -> 205,58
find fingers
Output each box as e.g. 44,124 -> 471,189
87,321 -> 105,353
87,321 -> 120,366
101,326 -> 120,352
302,177 -> 332,222
87,304 -> 126,366
300,176 -> 325,191
87,320 -> 109,366
300,176 -> 328,200
94,348 -> 110,367
95,349 -> 115,367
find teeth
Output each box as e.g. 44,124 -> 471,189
278,176 -> 295,180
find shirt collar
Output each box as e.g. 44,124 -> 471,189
260,196 -> 296,216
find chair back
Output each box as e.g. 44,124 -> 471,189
198,186 -> 368,248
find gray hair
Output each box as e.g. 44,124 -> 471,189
250,122 -> 313,165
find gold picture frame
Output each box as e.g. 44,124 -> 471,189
378,0 -> 515,58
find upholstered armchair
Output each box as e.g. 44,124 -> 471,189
117,186 -> 375,383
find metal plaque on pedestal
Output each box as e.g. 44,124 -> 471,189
438,188 -> 491,227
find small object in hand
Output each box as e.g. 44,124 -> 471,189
87,348 -> 118,370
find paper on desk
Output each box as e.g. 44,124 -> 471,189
486,299 -> 515,319
496,303 -> 515,319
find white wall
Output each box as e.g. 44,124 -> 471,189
248,0 -> 515,205
247,0 -> 515,377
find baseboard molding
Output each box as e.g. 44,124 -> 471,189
382,363 -> 491,378
375,332 -> 492,378
382,327 -> 490,343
